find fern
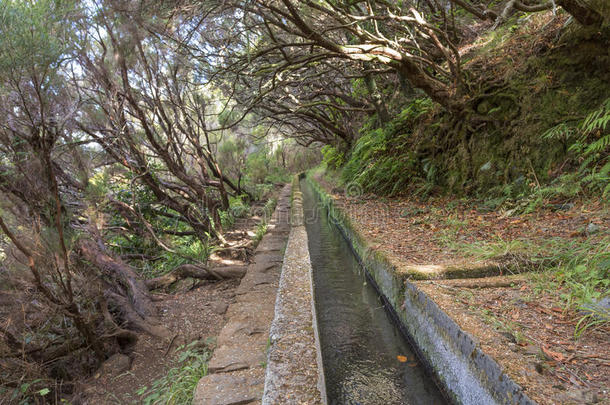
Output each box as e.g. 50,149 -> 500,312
576,99 -> 610,196
584,135 -> 610,155
535,99 -> 610,201
581,98 -> 610,156
582,98 -> 610,133
542,122 -> 577,140
601,161 -> 610,177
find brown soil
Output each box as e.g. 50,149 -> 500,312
316,173 -> 609,404
77,279 -> 239,404
74,198 -> 273,404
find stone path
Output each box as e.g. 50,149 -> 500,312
193,185 -> 291,405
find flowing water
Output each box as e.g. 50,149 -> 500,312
302,180 -> 447,405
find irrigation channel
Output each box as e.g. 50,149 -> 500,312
301,179 -> 447,405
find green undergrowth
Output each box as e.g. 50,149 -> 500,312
107,192 -> 263,282
341,98 -> 434,196
220,195 -> 251,230
142,239 -> 215,281
136,339 -> 213,405
0,381 -> 57,405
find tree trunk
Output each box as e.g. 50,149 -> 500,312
365,73 -> 391,125
558,0 -> 603,26
395,60 -> 464,113
79,239 -> 156,317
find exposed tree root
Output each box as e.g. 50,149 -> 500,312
104,291 -> 172,339
145,264 -> 246,290
78,239 -> 174,339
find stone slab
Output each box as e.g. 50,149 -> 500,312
193,372 -> 263,405
208,344 -> 266,373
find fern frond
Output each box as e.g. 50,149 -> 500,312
582,98 -> 610,133
542,123 -> 576,140
600,161 -> 610,177
579,154 -> 597,172
584,134 -> 610,155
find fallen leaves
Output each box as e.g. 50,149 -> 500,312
337,189 -> 608,267
542,345 -> 565,362
434,282 -> 610,394
396,354 -> 419,367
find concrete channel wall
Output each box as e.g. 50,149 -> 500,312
261,177 -> 327,404
304,175 -> 536,405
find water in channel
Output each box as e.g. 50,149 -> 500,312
302,180 -> 447,405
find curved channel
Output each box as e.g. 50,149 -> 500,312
301,179 -> 447,405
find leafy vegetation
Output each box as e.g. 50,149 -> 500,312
332,33 -> 609,201
253,197 -> 278,244
136,340 -> 213,405
341,99 -> 434,196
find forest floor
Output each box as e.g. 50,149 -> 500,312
316,172 -> 610,404
75,200 -> 275,404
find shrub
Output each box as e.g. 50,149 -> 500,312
321,145 -> 345,169
136,340 -> 212,405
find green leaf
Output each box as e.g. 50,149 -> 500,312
38,388 -> 50,396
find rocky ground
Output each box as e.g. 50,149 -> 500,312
77,278 -> 239,404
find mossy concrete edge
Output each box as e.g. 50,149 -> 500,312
261,176 -> 327,404
304,174 -> 535,405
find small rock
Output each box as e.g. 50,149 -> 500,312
514,299 -> 528,308
550,202 -> 574,211
557,388 -> 600,404
100,353 -> 131,375
499,331 -> 517,343
595,296 -> 610,310
211,301 -> 229,315
522,345 -> 540,356
586,222 -> 600,235
479,161 -> 492,172
580,296 -> 610,320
